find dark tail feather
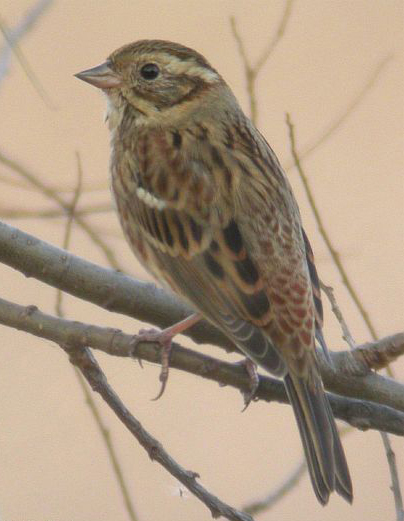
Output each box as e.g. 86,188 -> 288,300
284,372 -> 353,505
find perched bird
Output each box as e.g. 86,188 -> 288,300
76,39 -> 352,505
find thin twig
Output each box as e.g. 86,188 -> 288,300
243,423 -> 355,514
284,55 -> 393,171
0,171 -> 108,193
0,149 -> 121,270
381,432 -> 404,521
286,114 -> 378,339
230,0 -> 294,124
64,345 -> 254,521
0,3 -> 55,108
53,154 -> 139,521
55,152 -> 83,316
320,281 -> 356,350
286,115 -> 403,517
0,0 -> 52,84
0,202 -> 112,220
244,459 -> 306,515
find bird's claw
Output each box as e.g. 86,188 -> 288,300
131,327 -> 173,400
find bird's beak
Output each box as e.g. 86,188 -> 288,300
75,61 -> 123,89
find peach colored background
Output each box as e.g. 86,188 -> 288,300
0,1 -> 403,521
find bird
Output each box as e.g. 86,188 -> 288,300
75,39 -> 353,506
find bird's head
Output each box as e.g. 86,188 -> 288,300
75,40 -> 226,125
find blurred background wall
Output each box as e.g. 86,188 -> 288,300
0,1 -> 402,520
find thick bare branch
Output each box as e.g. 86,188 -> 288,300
0,220 -> 403,414
0,296 -> 402,436
351,334 -> 404,372
0,220 -> 233,350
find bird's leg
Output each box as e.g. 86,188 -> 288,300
237,358 -> 260,411
132,313 -> 202,400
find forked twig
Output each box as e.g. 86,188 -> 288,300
0,149 -> 121,270
64,345 -> 254,521
230,0 -> 294,124
54,153 -> 139,521
0,2 -> 55,107
286,114 -> 378,340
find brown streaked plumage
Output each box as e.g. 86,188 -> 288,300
76,39 -> 353,505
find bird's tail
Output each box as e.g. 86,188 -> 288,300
284,369 -> 353,505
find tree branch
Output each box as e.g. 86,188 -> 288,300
63,344 -> 253,521
0,296 -> 402,436
0,220 -> 403,415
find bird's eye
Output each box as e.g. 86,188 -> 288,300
140,63 -> 160,80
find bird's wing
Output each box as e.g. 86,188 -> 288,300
117,123 -> 318,377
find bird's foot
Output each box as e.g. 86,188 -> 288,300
131,313 -> 202,400
132,327 -> 173,400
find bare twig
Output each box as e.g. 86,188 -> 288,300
0,149 -> 121,270
286,114 -> 378,339
244,459 -> 306,515
0,202 -> 112,220
284,55 -> 393,171
55,152 -> 83,315
53,154 -> 139,521
0,1 -> 55,107
320,281 -> 356,349
352,333 -> 404,372
0,0 -> 52,84
230,0 -> 294,124
63,344 -> 253,521
0,171 -> 109,193
381,432 -> 404,521
286,115 -> 403,517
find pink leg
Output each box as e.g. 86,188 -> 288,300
132,313 -> 202,400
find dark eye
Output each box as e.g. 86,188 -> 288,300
140,63 -> 160,80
